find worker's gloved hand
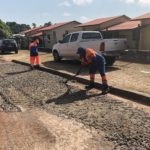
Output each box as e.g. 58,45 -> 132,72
76,71 -> 80,75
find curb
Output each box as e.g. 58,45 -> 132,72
12,60 -> 150,106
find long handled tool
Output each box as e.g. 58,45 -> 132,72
64,68 -> 88,83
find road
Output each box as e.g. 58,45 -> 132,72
0,62 -> 150,150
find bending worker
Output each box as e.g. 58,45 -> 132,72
29,39 -> 40,70
76,47 -> 110,94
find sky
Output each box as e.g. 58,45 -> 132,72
0,0 -> 150,27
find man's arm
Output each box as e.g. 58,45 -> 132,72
88,56 -> 96,68
76,65 -> 84,75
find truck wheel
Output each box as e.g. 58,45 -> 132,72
105,56 -> 116,66
53,51 -> 61,62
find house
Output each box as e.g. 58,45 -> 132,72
31,21 -> 82,49
131,12 -> 150,50
39,21 -> 82,49
74,15 -> 130,38
102,21 -> 141,49
19,26 -> 45,49
20,26 -> 45,37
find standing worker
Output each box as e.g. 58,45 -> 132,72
76,47 -> 110,94
29,39 -> 40,70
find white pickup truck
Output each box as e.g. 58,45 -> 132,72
52,31 -> 128,65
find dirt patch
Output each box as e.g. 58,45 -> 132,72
0,109 -> 112,150
0,63 -> 150,149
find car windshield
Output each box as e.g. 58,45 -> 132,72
4,40 -> 15,44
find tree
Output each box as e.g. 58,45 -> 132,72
0,19 -> 12,38
44,21 -> 52,26
32,23 -> 36,28
6,22 -> 31,34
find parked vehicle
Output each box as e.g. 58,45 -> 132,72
0,39 -> 18,54
52,31 -> 128,65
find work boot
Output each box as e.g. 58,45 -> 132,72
102,87 -> 110,95
85,83 -> 95,89
30,66 -> 34,70
35,64 -> 40,68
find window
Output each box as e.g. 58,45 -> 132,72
0,40 -> 2,46
47,35 -> 50,43
65,30 -> 68,35
82,33 -> 101,39
3,40 -> 15,45
62,34 -> 71,43
53,31 -> 56,38
70,33 -> 79,42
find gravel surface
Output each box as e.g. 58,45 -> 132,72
0,63 -> 150,150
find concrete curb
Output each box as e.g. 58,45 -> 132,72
12,60 -> 150,106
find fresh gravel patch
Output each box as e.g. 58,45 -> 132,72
0,63 -> 150,150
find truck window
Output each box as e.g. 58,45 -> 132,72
62,34 -> 71,43
70,33 -> 79,42
82,33 -> 101,39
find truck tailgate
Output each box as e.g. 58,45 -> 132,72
104,39 -> 127,51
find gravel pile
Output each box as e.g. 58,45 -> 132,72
0,63 -> 150,150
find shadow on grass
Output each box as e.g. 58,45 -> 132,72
117,58 -> 150,65
0,52 -> 16,56
42,60 -> 121,76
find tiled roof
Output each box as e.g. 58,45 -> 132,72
29,32 -> 43,37
102,21 -> 141,31
75,15 -> 130,28
132,12 -> 150,21
20,26 -> 45,34
39,21 -> 80,31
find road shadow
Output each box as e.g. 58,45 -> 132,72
45,87 -> 102,105
42,60 -> 120,76
6,70 -> 31,75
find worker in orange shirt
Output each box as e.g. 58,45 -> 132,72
76,47 -> 110,94
29,39 -> 40,70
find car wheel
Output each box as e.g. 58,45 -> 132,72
105,56 -> 116,66
15,49 -> 18,54
0,49 -> 4,54
53,51 -> 61,62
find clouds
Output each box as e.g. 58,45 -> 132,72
119,0 -> 135,4
63,13 -> 72,16
73,0 -> 93,5
120,0 -> 150,6
58,1 -> 71,6
138,0 -> 150,7
80,16 -> 91,22
43,13 -> 49,16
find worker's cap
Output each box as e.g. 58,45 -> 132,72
36,39 -> 39,43
76,47 -> 85,54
